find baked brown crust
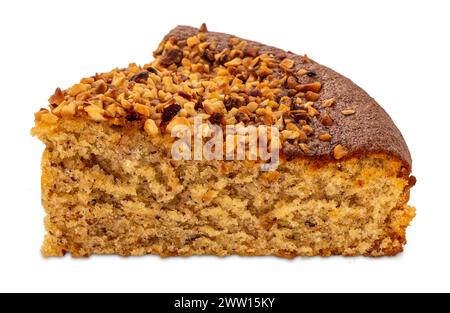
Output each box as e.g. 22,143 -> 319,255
163,25 -> 412,170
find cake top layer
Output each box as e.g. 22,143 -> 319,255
36,24 -> 411,169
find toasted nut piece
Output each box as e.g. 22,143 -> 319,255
299,143 -> 311,153
187,36 -> 200,47
305,91 -> 320,101
302,124 -> 314,135
323,98 -> 336,108
298,130 -> 308,142
296,82 -> 322,93
84,105 -> 106,121
49,88 -> 65,105
112,73 -> 126,88
319,133 -> 332,141
203,99 -> 225,115
281,130 -> 300,140
166,117 -> 191,134
297,68 -> 308,76
308,106 -> 319,117
247,101 -> 259,112
68,84 -> 89,97
144,119 -> 159,137
341,109 -> 356,116
93,80 -> 108,94
60,101 -> 77,118
224,58 -> 242,67
280,58 -> 295,70
287,76 -> 298,89
35,110 -> 59,124
321,112 -> 333,126
257,63 -> 273,76
134,104 -> 151,117
333,144 -> 349,160
286,123 -> 301,132
184,101 -> 196,116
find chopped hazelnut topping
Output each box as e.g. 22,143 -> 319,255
299,143 -> 311,153
280,58 -> 295,70
341,109 -> 356,116
35,109 -> 59,124
333,144 -> 349,160
144,119 -> 159,137
297,68 -> 308,76
224,58 -> 242,67
68,84 -> 89,97
302,125 -> 314,136
84,105 -> 106,122
166,117 -> 191,133
297,82 -> 322,93
319,133 -> 332,141
323,98 -> 336,108
187,36 -> 200,47
247,102 -> 259,112
305,91 -> 320,101
40,28 -> 351,159
49,88 -> 64,106
281,130 -> 300,140
321,112 -> 333,126
60,102 -> 77,118
134,104 -> 151,117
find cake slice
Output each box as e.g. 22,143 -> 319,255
32,24 -> 415,257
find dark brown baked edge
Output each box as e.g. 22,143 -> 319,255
160,25 -> 412,173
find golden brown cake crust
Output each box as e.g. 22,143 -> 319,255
162,25 -> 412,170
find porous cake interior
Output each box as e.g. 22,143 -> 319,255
34,120 -> 414,257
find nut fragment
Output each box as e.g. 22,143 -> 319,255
144,119 -> 159,137
247,101 -> 259,112
323,98 -> 336,108
333,144 -> 349,160
166,117 -> 191,134
321,112 -> 333,126
319,133 -> 332,141
280,58 -> 295,70
296,82 -> 322,93
49,88 -> 64,105
134,104 -> 151,117
60,101 -> 77,118
93,80 -> 108,94
305,91 -> 320,101
299,143 -> 311,153
281,130 -> 300,140
224,58 -> 242,67
302,124 -> 314,135
68,84 -> 89,97
35,110 -> 59,124
187,36 -> 200,47
341,109 -> 356,116
84,105 -> 106,122
308,106 -> 319,117
203,99 -> 225,115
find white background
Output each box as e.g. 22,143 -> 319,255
0,0 -> 449,293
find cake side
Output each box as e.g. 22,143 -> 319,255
33,118 -> 414,257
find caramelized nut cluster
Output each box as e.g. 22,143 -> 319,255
38,27 -> 355,160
